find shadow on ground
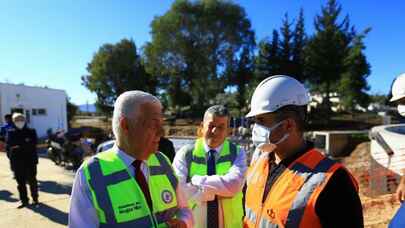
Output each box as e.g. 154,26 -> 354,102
28,203 -> 68,226
38,180 -> 72,195
0,190 -> 18,202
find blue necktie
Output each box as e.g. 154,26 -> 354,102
207,149 -> 219,228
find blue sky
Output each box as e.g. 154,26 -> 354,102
0,0 -> 404,105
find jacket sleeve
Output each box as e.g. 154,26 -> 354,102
172,145 -> 216,203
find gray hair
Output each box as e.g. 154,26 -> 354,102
112,91 -> 161,139
203,105 -> 229,121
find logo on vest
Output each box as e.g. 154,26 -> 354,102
118,202 -> 142,214
161,190 -> 173,204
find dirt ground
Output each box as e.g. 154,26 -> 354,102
342,142 -> 401,227
0,152 -> 73,228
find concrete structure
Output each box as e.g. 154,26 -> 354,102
0,83 -> 68,137
369,124 -> 405,195
312,130 -> 369,157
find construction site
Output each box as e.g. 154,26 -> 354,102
70,113 -> 404,227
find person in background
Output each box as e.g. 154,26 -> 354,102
159,136 -> 176,162
173,105 -> 247,228
0,114 -> 14,170
7,113 -> 39,208
0,114 -> 13,141
388,73 -> 405,228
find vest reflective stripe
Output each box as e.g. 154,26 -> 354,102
184,143 -> 237,168
185,138 -> 244,228
244,149 -> 355,228
185,139 -> 237,175
150,152 -> 178,190
87,156 -> 122,224
84,150 -> 178,227
245,207 -> 258,224
258,217 -> 279,228
285,158 -> 336,227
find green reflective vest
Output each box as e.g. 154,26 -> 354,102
83,148 -> 178,228
186,138 -> 244,228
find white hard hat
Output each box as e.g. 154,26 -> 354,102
246,75 -> 310,117
390,73 -> 405,102
12,112 -> 25,120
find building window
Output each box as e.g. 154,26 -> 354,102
32,108 -> 47,116
38,109 -> 47,116
11,108 -> 24,115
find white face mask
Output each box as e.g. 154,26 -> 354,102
252,121 -> 289,152
398,105 -> 405,117
15,121 -> 25,129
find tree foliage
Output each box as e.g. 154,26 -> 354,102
144,0 -> 255,115
304,0 -> 370,113
255,10 -> 307,83
82,39 -> 155,115
81,0 -> 372,118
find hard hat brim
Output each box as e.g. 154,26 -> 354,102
245,110 -> 256,118
390,95 -> 405,102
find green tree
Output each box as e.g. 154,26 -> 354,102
66,99 -> 78,128
304,0 -> 352,114
339,28 -> 371,111
279,13 -> 293,75
82,39 -> 155,115
254,30 -> 281,82
228,47 -> 254,112
144,0 -> 255,115
255,11 -> 306,83
291,8 -> 306,81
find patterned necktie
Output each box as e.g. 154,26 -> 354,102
207,149 -> 219,228
132,160 -> 153,211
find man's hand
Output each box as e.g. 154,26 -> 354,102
166,218 -> 187,228
397,176 -> 405,203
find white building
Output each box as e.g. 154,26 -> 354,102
0,83 -> 68,137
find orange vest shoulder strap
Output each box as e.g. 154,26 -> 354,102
284,149 -> 343,228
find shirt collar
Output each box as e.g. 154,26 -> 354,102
278,141 -> 314,166
114,144 -> 146,168
203,139 -> 223,154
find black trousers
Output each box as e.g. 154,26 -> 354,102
13,163 -> 38,203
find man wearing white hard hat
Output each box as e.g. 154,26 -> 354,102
243,75 -> 363,228
388,73 -> 405,228
390,73 -> 405,116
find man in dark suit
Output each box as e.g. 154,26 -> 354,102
7,113 -> 38,208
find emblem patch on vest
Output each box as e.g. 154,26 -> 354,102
161,190 -> 173,204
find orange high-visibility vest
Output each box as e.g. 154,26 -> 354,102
244,148 -> 358,228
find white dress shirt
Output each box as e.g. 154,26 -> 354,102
68,145 -> 193,228
172,139 -> 247,228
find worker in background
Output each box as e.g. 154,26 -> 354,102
388,73 -> 405,228
0,114 -> 13,141
173,105 -> 247,228
7,113 -> 39,208
244,75 -> 363,228
69,91 -> 193,228
0,114 -> 14,171
159,136 -> 176,162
